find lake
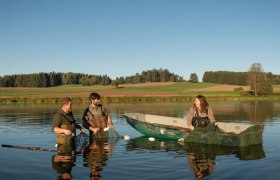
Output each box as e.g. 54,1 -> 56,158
0,101 -> 280,180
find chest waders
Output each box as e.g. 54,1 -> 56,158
56,113 -> 76,150
87,106 -> 108,139
191,109 -> 210,127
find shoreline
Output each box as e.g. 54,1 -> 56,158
1,95 -> 280,104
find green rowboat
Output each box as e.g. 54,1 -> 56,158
123,113 -> 263,147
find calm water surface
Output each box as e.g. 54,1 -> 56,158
0,101 -> 280,180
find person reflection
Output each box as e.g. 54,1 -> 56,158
52,144 -> 76,180
188,152 -> 215,179
83,136 -> 115,180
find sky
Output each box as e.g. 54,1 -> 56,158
1,0 -> 280,81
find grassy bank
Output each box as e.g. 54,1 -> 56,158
1,95 -> 280,105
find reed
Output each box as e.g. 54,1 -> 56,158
1,95 -> 280,105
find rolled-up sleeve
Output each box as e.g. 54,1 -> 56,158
52,114 -> 61,132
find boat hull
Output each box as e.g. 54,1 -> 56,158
124,113 -> 263,147
125,115 -> 189,140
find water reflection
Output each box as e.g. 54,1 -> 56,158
51,132 -> 118,180
52,154 -> 75,180
106,101 -> 280,123
51,132 -> 90,180
188,153 -> 214,179
0,102 -> 278,180
52,144 -> 76,180
83,135 -> 116,180
213,101 -> 280,123
126,137 -> 265,179
1,101 -> 280,127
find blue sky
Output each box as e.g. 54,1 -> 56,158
1,0 -> 279,81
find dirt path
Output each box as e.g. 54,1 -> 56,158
182,85 -> 250,92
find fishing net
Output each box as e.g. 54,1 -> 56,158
108,128 -> 122,144
75,128 -> 121,149
183,124 -> 264,147
75,132 -> 90,149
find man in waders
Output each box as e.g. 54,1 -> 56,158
82,92 -> 114,139
52,97 -> 84,154
82,92 -> 115,179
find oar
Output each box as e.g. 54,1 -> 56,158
1,144 -> 57,152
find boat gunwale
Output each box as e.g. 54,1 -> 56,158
123,113 -> 255,134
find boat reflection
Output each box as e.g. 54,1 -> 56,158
126,136 -> 265,179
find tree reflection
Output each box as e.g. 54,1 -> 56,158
213,101 -> 277,123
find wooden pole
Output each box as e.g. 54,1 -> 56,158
1,144 -> 56,152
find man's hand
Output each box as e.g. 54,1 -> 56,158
89,127 -> 100,134
63,129 -> 72,135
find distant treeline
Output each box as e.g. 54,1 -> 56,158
0,69 -> 184,87
2,69 -> 279,88
114,69 -> 184,85
203,71 -> 280,85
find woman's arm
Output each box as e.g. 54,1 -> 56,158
208,107 -> 216,123
187,107 -> 195,130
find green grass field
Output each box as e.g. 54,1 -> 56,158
0,82 -> 222,96
1,82 -> 279,103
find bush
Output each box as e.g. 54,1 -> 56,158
234,87 -> 244,91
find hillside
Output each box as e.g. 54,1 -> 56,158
0,82 -> 254,98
